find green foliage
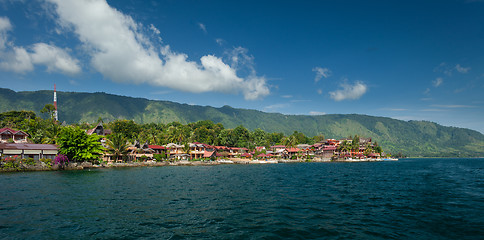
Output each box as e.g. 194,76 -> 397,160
24,158 -> 36,166
109,120 -> 140,140
57,126 -> 104,162
40,104 -> 56,120
106,133 -> 129,162
1,88 -> 483,157
0,110 -> 37,127
153,153 -> 165,162
40,158 -> 52,168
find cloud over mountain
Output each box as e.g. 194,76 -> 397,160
47,0 -> 269,100
0,16 -> 80,75
329,81 -> 367,101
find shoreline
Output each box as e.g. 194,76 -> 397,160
0,158 -> 399,172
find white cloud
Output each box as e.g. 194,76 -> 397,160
0,16 -> 12,50
309,111 -> 326,115
434,62 -> 471,75
30,43 -> 81,75
455,64 -> 470,73
381,108 -> 408,111
433,77 -> 443,87
312,67 -> 331,82
198,22 -> 207,33
317,89 -> 322,95
0,46 -> 34,73
215,38 -> 224,46
47,0 -> 269,100
0,16 -> 80,75
149,23 -> 160,35
264,103 -> 290,112
329,81 -> 367,101
432,104 -> 475,109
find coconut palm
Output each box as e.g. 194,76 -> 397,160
106,133 -> 129,162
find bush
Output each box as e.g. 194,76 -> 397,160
40,158 -> 52,168
153,153 -> 164,162
24,158 -> 36,165
2,161 -> 20,170
139,155 -> 148,161
54,154 -> 69,165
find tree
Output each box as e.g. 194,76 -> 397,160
57,126 -> 104,162
106,133 -> 129,162
233,125 -> 249,147
338,140 -> 350,156
109,120 -> 140,140
312,134 -> 325,143
40,104 -> 56,121
218,129 -> 236,147
267,132 -> 284,146
291,131 -> 310,145
250,128 -> 268,147
183,143 -> 191,158
351,135 -> 360,152
283,135 -> 297,148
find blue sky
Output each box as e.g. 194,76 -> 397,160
0,0 -> 483,133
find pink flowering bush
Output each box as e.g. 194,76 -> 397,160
54,154 -> 69,166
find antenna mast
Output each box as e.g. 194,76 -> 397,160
54,84 -> 58,121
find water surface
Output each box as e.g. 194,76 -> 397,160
1,158 -> 483,239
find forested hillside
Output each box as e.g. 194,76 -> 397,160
1,88 -> 483,157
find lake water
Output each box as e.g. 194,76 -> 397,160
1,158 -> 483,239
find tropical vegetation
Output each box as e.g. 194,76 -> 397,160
1,88 -> 483,157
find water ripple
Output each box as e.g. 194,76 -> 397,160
0,159 -> 483,239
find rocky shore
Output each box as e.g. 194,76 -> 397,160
0,157 -> 396,172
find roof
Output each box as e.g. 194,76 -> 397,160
203,151 -> 215,158
165,143 -> 184,148
323,146 -> 337,150
285,147 -> 301,153
148,145 -> 165,150
0,143 -> 58,150
0,128 -> 29,136
271,145 -> 286,148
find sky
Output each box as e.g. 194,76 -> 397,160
0,0 -> 483,133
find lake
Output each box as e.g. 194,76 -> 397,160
1,158 -> 483,239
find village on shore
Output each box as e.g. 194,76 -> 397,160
1,122 -> 397,171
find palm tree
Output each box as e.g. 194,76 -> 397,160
106,134 -> 129,162
338,140 -> 350,157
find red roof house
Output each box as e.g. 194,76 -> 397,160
0,128 -> 29,143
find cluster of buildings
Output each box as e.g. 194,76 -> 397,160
1,124 -> 382,163
106,139 -> 380,162
0,128 -> 58,160
90,124 -> 381,162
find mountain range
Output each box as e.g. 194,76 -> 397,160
1,88 -> 483,157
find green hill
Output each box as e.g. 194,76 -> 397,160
1,88 -> 483,157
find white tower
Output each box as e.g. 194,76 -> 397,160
54,84 -> 58,121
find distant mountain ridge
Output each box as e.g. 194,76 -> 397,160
1,88 -> 483,157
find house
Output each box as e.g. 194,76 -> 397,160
0,128 -> 29,143
189,142 -> 206,159
229,147 -> 248,158
270,145 -> 286,152
284,147 -> 301,159
0,143 -> 58,160
321,145 -> 337,158
86,123 -> 111,136
148,145 -> 166,154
